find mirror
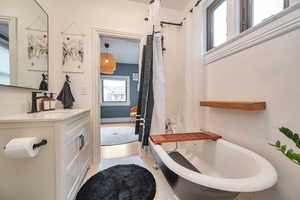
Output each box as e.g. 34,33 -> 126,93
0,0 -> 48,90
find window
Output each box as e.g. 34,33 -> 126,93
207,0 -> 228,50
101,76 -> 130,106
241,0 -> 289,32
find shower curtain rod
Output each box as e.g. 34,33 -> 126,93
144,18 -> 183,27
160,21 -> 183,27
190,0 -> 202,13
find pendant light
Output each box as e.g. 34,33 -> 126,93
100,42 -> 116,74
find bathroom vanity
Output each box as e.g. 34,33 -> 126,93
0,109 -> 91,200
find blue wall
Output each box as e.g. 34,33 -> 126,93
101,63 -> 139,119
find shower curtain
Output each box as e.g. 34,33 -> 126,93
136,0 -> 166,146
150,32 -> 166,134
176,2 -> 206,132
137,35 -> 154,146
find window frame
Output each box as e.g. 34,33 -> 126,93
207,0 -> 228,51
240,0 -> 290,32
101,75 -> 131,107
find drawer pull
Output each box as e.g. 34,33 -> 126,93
79,135 -> 85,150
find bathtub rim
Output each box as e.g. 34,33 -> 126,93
149,139 -> 278,193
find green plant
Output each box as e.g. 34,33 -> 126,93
279,127 -> 300,148
270,127 -> 300,166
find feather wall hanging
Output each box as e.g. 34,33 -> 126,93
61,22 -> 85,73
26,15 -> 48,72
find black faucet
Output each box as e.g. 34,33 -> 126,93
30,92 -> 48,113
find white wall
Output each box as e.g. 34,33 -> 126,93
0,0 -> 185,139
205,28 -> 300,200
45,0 -> 148,109
0,0 -> 148,117
0,86 -> 32,115
46,0 -> 184,120
181,0 -> 300,200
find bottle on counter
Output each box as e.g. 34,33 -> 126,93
41,93 -> 51,111
49,93 -> 56,111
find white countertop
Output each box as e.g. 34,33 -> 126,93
0,109 -> 90,123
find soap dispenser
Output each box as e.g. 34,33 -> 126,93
41,93 -> 51,111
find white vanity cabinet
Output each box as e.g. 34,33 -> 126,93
0,109 -> 91,200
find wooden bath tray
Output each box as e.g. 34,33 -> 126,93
150,132 -> 222,145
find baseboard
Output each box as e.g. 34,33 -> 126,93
101,117 -> 135,123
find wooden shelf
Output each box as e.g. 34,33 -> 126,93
200,101 -> 266,111
150,132 -> 222,145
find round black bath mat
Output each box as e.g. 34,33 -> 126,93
76,164 -> 156,200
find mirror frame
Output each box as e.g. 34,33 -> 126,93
0,0 -> 49,91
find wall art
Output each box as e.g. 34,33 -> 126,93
62,35 -> 84,72
27,30 -> 48,72
61,22 -> 85,73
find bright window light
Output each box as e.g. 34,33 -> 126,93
101,76 -> 131,107
253,0 -> 285,26
0,42 -> 10,85
213,0 -> 228,47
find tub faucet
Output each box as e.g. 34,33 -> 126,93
165,119 -> 175,134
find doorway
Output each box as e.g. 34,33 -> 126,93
99,36 -> 140,146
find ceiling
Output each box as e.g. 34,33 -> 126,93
129,0 -> 191,10
101,37 -> 140,64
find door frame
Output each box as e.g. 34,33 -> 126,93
91,27 -> 145,164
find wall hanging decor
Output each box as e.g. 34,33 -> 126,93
61,22 -> 85,73
26,16 -> 48,72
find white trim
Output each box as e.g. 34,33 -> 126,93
101,117 -> 135,123
205,2 -> 300,64
91,27 -> 145,165
100,75 -> 131,107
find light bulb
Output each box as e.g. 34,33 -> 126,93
105,59 -> 109,63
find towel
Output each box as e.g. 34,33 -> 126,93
39,80 -> 48,91
57,81 -> 75,109
39,74 -> 48,91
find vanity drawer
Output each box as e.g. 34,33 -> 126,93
62,113 -> 90,138
63,141 -> 90,200
63,125 -> 89,168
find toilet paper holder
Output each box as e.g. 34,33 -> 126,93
33,139 -> 48,149
3,139 -> 48,150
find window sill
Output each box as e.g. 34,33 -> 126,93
101,103 -> 131,107
204,2 -> 300,65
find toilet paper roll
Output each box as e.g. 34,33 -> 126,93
4,137 -> 41,159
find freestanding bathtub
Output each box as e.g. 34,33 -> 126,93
150,138 -> 277,200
